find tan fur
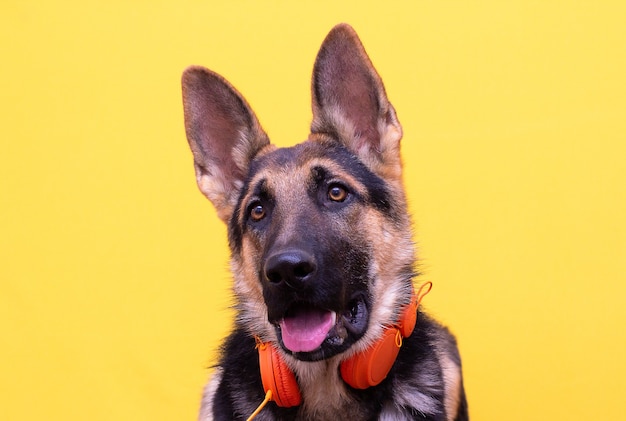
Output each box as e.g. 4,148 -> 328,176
195,166 -> 236,223
198,368 -> 222,421
290,357 -> 353,419
432,328 -> 464,420
345,207 -> 414,357
311,103 -> 403,186
441,354 -> 463,421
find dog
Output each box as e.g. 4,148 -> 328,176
181,23 -> 468,421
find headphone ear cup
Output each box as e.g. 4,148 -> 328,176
258,343 -> 302,407
340,328 -> 402,389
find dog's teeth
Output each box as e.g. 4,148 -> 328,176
331,311 -> 337,325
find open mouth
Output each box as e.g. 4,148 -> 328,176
276,296 -> 369,359
279,304 -> 336,353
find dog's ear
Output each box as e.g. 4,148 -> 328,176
182,66 -> 270,222
311,24 -> 403,180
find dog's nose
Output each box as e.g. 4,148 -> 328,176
264,249 -> 316,289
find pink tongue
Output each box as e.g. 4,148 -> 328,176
279,306 -> 334,353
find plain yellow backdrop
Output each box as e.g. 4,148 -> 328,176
1,1 -> 625,420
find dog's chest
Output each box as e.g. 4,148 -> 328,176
293,360 -> 370,420
297,393 -> 368,421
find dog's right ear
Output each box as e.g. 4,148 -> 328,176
182,66 -> 270,223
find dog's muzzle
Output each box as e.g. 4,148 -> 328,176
262,248 -> 370,361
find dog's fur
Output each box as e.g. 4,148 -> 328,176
182,23 -> 468,421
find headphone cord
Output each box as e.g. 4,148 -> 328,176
246,389 -> 273,421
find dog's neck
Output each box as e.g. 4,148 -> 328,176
292,356 -> 355,415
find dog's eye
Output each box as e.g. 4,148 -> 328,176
249,204 -> 266,221
328,184 -> 348,202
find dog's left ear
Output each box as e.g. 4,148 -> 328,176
311,24 -> 403,180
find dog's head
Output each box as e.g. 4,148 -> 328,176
182,24 -> 415,363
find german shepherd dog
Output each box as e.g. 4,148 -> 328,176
182,23 -> 468,421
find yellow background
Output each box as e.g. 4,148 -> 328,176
1,1 -> 625,420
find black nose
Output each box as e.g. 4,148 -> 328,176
264,249 -> 316,290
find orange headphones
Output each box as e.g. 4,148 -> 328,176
255,282 -> 432,407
